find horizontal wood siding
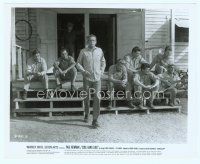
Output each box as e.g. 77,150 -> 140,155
145,9 -> 171,47
15,8 -> 37,55
15,8 -> 29,49
145,9 -> 171,63
28,8 -> 37,53
174,9 -> 189,71
117,12 -> 143,59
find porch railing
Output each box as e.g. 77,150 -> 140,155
14,45 -> 29,80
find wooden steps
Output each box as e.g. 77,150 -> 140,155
14,97 -> 85,102
13,97 -> 182,117
11,72 -> 183,117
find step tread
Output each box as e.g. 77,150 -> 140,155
13,106 -> 181,113
14,98 -> 85,102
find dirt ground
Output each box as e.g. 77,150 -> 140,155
10,110 -> 187,143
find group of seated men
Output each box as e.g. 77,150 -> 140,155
107,46 -> 181,109
22,45 -> 181,109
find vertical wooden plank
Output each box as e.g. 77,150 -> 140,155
149,50 -> 152,64
171,9 -> 175,62
17,47 -> 22,79
115,110 -> 118,115
15,102 -> 19,109
84,13 -> 89,46
49,101 -> 53,117
113,100 -> 116,108
112,16 -> 116,64
22,50 -> 27,78
49,112 -> 52,117
141,9 -> 145,55
50,101 -> 53,108
11,8 -> 16,80
178,106 -> 182,113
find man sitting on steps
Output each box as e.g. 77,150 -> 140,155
23,49 -> 49,99
158,64 -> 181,106
107,59 -> 127,109
53,48 -> 77,90
133,63 -> 160,108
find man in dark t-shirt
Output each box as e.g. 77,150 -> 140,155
53,48 -> 77,90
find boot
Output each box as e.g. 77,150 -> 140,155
107,101 -> 113,110
22,90 -> 27,100
92,120 -> 100,129
71,85 -> 77,91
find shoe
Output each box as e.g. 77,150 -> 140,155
22,90 -> 27,100
107,105 -> 113,110
92,120 -> 99,129
169,102 -> 175,107
107,102 -> 113,110
137,104 -> 144,109
84,116 -> 89,123
71,85 -> 77,91
128,101 -> 136,109
146,102 -> 154,108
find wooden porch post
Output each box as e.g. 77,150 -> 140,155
171,9 -> 175,63
84,13 -> 89,47
11,8 -> 16,80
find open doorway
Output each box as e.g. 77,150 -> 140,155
57,14 -> 85,60
90,14 -> 116,71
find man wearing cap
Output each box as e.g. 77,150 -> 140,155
23,49 -> 48,99
158,64 -> 181,106
123,46 -> 147,107
107,59 -> 128,109
53,48 -> 77,90
150,46 -> 173,75
76,34 -> 106,129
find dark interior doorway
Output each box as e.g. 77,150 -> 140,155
57,14 -> 84,60
90,14 -> 116,71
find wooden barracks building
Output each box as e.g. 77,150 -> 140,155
11,8 -> 189,116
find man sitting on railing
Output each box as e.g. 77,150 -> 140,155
107,59 -> 128,109
53,48 -> 77,90
23,49 -> 48,99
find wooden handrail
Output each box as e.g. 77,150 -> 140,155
15,45 -> 29,80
